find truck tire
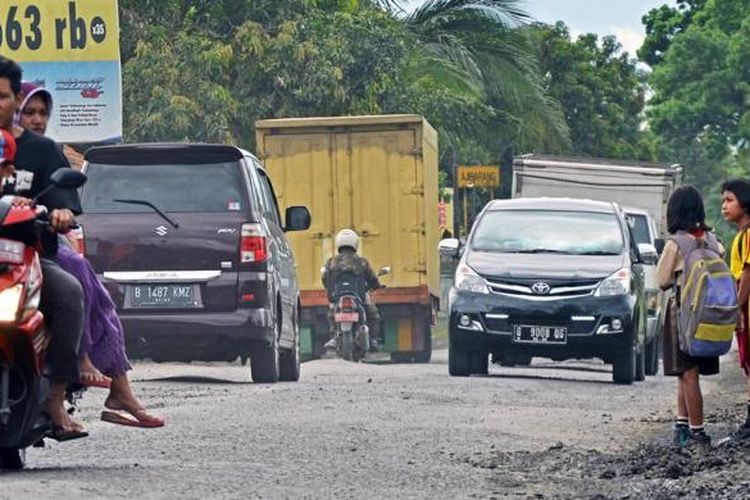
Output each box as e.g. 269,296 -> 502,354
415,320 -> 433,363
612,340 -> 636,385
470,352 -> 488,375
635,344 -> 646,382
413,350 -> 432,363
645,333 -> 660,376
0,447 -> 25,470
391,318 -> 433,363
449,342 -> 471,377
311,320 -> 329,360
252,328 -> 280,383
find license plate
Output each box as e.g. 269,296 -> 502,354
334,312 -> 359,322
512,325 -> 568,345
129,284 -> 198,308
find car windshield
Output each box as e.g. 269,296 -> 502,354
81,162 -> 245,213
625,213 -> 651,245
471,209 -> 624,255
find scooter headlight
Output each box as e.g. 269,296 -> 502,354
0,284 -> 23,322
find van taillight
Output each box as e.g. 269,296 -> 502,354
240,223 -> 268,263
69,226 -> 85,256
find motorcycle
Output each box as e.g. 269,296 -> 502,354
0,168 -> 87,471
326,266 -> 389,362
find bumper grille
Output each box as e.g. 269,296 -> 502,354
484,277 -> 600,299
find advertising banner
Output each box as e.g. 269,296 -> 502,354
0,1 -> 121,143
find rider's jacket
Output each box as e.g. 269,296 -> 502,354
322,248 -> 381,302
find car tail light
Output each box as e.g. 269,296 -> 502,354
0,238 -> 24,264
339,296 -> 355,310
69,226 -> 85,256
240,223 -> 268,263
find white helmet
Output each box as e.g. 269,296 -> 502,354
335,229 -> 359,252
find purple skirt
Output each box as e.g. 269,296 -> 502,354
56,242 -> 131,376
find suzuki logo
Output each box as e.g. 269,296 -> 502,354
531,281 -> 551,295
154,225 -> 169,236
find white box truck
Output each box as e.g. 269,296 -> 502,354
512,155 -> 683,237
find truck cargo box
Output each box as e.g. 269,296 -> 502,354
255,115 -> 439,361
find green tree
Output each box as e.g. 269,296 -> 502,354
638,0 -> 706,66
645,0 -> 750,187
119,0 -> 570,167
400,0 -> 569,154
530,22 -> 655,160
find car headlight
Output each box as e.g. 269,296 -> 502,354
455,264 -> 490,294
595,268 -> 631,297
0,284 -> 23,322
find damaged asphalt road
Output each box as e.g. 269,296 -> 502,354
2,349 -> 749,499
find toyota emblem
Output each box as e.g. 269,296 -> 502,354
531,281 -> 551,295
154,225 -> 169,236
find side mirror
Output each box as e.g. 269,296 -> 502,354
285,206 -> 311,232
378,266 -> 391,277
638,243 -> 659,265
50,168 -> 87,189
654,238 -> 665,255
32,167 -> 87,205
439,238 -> 460,259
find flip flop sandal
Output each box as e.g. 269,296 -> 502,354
79,372 -> 112,389
48,426 -> 89,442
101,409 -> 165,428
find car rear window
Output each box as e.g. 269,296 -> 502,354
625,213 -> 651,245
471,209 -> 624,255
81,162 -> 245,214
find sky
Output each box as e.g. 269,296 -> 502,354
404,1 -> 677,59
525,0 -> 676,56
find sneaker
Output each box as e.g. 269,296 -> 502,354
324,338 -> 337,349
369,338 -> 381,352
672,425 -> 690,447
684,430 -> 711,447
729,423 -> 750,442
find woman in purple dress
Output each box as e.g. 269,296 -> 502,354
17,82 -> 163,427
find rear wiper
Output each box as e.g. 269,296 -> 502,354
113,199 -> 179,229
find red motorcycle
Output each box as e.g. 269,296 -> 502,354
0,168 -> 87,470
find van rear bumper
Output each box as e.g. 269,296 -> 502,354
120,308 -> 275,362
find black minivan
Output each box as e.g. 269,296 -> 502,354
78,143 -> 311,383
442,198 -> 647,384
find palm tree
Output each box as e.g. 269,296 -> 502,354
381,0 -> 570,152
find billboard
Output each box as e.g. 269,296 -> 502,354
0,1 -> 121,143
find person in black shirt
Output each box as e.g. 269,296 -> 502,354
0,56 -> 86,440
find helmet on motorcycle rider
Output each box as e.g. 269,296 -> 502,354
335,229 -> 359,252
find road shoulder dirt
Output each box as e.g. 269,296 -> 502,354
465,356 -> 750,499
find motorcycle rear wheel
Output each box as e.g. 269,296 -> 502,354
341,330 -> 354,361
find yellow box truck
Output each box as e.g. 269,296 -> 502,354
255,114 -> 439,362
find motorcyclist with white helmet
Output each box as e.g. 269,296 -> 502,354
322,229 -> 383,348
